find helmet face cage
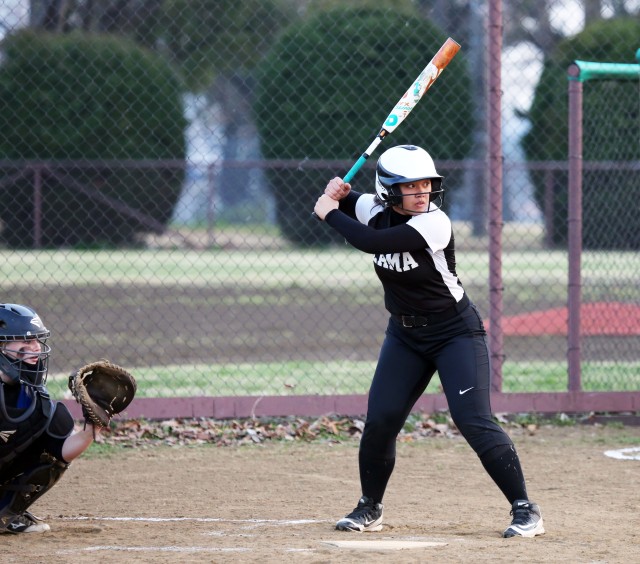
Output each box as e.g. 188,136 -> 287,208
0,304 -> 51,387
375,145 -> 445,213
0,339 -> 51,387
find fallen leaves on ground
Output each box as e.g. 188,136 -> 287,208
95,413 -> 465,448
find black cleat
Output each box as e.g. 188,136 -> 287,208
336,496 -> 383,532
503,499 -> 545,538
2,511 -> 50,534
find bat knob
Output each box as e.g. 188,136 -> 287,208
311,212 -> 322,221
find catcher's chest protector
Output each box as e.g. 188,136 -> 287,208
0,384 -> 72,468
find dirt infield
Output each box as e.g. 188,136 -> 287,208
4,424 -> 639,563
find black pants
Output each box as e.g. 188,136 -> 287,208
360,301 -> 513,462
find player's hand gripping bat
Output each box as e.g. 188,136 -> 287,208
313,37 -> 461,219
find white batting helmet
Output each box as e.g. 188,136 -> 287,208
375,145 -> 444,209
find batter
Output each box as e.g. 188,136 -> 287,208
314,145 -> 544,538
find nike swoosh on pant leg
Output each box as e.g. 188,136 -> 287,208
459,387 -> 474,395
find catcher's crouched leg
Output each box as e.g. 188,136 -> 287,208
0,453 -> 69,531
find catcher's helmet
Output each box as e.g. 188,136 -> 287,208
375,145 -> 444,210
0,303 -> 51,387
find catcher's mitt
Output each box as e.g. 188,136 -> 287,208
68,360 -> 137,427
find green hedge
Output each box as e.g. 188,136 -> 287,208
255,7 -> 473,246
0,31 -> 186,248
523,18 -> 640,250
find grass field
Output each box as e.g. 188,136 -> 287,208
46,359 -> 640,398
3,247 -> 639,289
1,247 -> 536,288
5,230 -> 639,400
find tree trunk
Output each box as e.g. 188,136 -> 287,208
583,0 -> 602,24
212,72 -> 270,222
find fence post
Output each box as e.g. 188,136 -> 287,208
488,0 -> 504,391
567,64 -> 583,392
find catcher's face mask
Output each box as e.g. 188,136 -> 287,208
0,338 -> 51,387
0,303 -> 51,387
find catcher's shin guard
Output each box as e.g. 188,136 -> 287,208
0,453 -> 68,529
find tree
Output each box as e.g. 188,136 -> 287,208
0,30 -> 186,248
156,0 -> 296,218
522,17 -> 640,249
28,0 -> 164,43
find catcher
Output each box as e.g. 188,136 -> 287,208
0,303 -> 136,534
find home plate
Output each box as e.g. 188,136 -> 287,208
604,447 -> 640,461
322,540 -> 447,550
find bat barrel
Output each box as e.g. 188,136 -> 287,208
432,38 -> 461,69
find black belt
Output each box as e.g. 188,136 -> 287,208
392,295 -> 470,328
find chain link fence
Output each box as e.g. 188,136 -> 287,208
0,1 -> 638,410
